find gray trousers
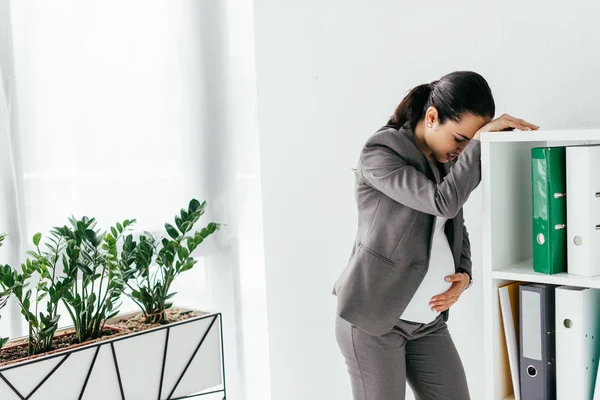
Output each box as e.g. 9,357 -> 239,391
335,314 -> 470,400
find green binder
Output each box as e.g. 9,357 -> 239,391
531,147 -> 567,274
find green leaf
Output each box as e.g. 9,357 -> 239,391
33,233 -> 42,247
180,209 -> 189,220
77,262 -> 94,275
186,238 -> 197,253
2,273 -> 15,288
131,290 -> 143,302
41,325 -> 57,335
25,251 -> 39,259
84,229 -> 97,244
179,261 -> 197,273
177,247 -> 189,261
174,216 -> 183,231
165,224 -> 179,239
117,222 -> 123,232
180,221 -> 192,234
111,227 -> 118,237
106,311 -> 119,320
50,315 -> 61,325
189,199 -> 201,212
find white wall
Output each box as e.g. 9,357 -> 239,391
252,0 -> 600,399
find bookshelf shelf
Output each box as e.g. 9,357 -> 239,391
481,130 -> 600,399
480,129 -> 600,143
492,259 -> 600,289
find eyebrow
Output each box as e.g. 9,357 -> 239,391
455,132 -> 471,141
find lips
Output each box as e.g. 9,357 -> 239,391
447,153 -> 457,161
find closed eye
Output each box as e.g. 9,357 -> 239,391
454,131 -> 470,142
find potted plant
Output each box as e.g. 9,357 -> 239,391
0,200 -> 226,400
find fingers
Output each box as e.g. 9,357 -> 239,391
503,114 -> 539,131
429,297 -> 456,312
430,275 -> 468,312
444,274 -> 463,283
430,291 -> 459,309
509,120 -> 530,131
478,114 -> 540,136
430,289 -> 462,311
516,118 -> 539,130
431,291 -> 459,303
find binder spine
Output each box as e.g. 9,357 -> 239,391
520,284 -> 556,400
556,286 -> 600,400
532,147 -> 567,274
567,146 -> 600,276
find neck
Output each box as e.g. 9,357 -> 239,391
413,120 -> 435,162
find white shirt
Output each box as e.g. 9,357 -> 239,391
400,217 -> 455,324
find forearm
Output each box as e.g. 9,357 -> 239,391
360,139 -> 482,218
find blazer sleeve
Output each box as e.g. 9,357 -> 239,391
359,139 -> 482,218
458,224 -> 473,278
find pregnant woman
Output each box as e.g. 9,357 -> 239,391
332,71 -> 538,399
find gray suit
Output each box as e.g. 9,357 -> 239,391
332,124 -> 481,336
332,124 -> 480,399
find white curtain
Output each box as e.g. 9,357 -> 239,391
0,0 -> 26,339
2,1 -> 272,399
11,1 -> 205,238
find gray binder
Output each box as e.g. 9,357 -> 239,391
519,283 -> 556,400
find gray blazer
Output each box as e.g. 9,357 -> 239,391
332,124 -> 481,336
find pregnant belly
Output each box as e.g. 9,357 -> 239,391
400,241 -> 455,323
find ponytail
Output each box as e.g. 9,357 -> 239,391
387,71 -> 495,130
389,83 -> 432,129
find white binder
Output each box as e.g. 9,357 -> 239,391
566,145 -> 600,276
556,286 -> 600,400
499,283 -> 521,400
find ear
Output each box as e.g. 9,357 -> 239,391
424,106 -> 439,127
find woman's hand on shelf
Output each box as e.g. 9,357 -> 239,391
473,114 -> 539,140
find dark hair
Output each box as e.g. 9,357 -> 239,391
388,71 -> 495,130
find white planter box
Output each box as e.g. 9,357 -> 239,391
0,309 -> 225,400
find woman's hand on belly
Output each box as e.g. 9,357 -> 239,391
428,273 -> 470,312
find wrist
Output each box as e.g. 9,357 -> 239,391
457,268 -> 473,289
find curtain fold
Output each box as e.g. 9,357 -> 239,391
0,0 -> 26,338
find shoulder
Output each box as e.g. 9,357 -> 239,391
365,125 -> 412,147
361,125 -> 422,165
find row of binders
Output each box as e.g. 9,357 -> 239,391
532,145 -> 600,276
499,282 -> 600,400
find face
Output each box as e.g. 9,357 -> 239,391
423,107 -> 490,163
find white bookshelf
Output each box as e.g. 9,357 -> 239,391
481,129 -> 600,399
493,259 -> 600,289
